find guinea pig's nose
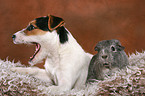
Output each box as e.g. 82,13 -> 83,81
12,35 -> 16,40
102,55 -> 108,59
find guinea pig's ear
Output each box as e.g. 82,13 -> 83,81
94,45 -> 100,51
117,45 -> 125,51
48,14 -> 65,31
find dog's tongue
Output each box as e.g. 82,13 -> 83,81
36,43 -> 40,51
29,43 -> 41,61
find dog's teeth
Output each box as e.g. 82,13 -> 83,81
29,43 -> 41,61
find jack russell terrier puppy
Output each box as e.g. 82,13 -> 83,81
11,15 -> 92,93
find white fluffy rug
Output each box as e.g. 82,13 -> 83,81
0,52 -> 145,95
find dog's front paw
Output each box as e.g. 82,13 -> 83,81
28,60 -> 35,66
48,86 -> 69,94
10,67 -> 17,72
10,67 -> 29,75
29,59 -> 43,66
10,67 -> 39,76
48,86 -> 60,94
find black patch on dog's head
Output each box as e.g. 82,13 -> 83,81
50,16 -> 64,29
35,15 -> 67,44
35,16 -> 50,31
35,15 -> 65,32
57,26 -> 68,44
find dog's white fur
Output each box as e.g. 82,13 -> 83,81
11,15 -> 92,93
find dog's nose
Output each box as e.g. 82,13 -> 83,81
102,55 -> 108,59
12,35 -> 16,40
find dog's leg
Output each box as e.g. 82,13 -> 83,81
10,67 -> 52,83
47,80 -> 73,93
73,54 -> 92,89
73,66 -> 88,90
47,68 -> 84,93
46,71 -> 73,93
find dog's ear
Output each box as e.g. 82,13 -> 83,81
48,15 -> 65,31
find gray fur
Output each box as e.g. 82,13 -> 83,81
87,39 -> 129,82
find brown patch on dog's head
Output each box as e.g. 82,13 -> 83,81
24,15 -> 65,36
24,20 -> 46,36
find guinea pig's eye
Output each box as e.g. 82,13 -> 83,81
27,25 -> 36,31
111,46 -> 116,52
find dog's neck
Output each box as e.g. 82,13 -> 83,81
40,27 -> 84,59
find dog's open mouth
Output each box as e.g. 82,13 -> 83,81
29,42 -> 41,61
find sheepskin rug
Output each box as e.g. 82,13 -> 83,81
0,51 -> 145,96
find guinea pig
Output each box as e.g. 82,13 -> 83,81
87,39 -> 129,82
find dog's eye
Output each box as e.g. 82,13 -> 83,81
27,25 -> 36,31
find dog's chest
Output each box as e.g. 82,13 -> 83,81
44,57 -> 61,85
44,57 -> 59,74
